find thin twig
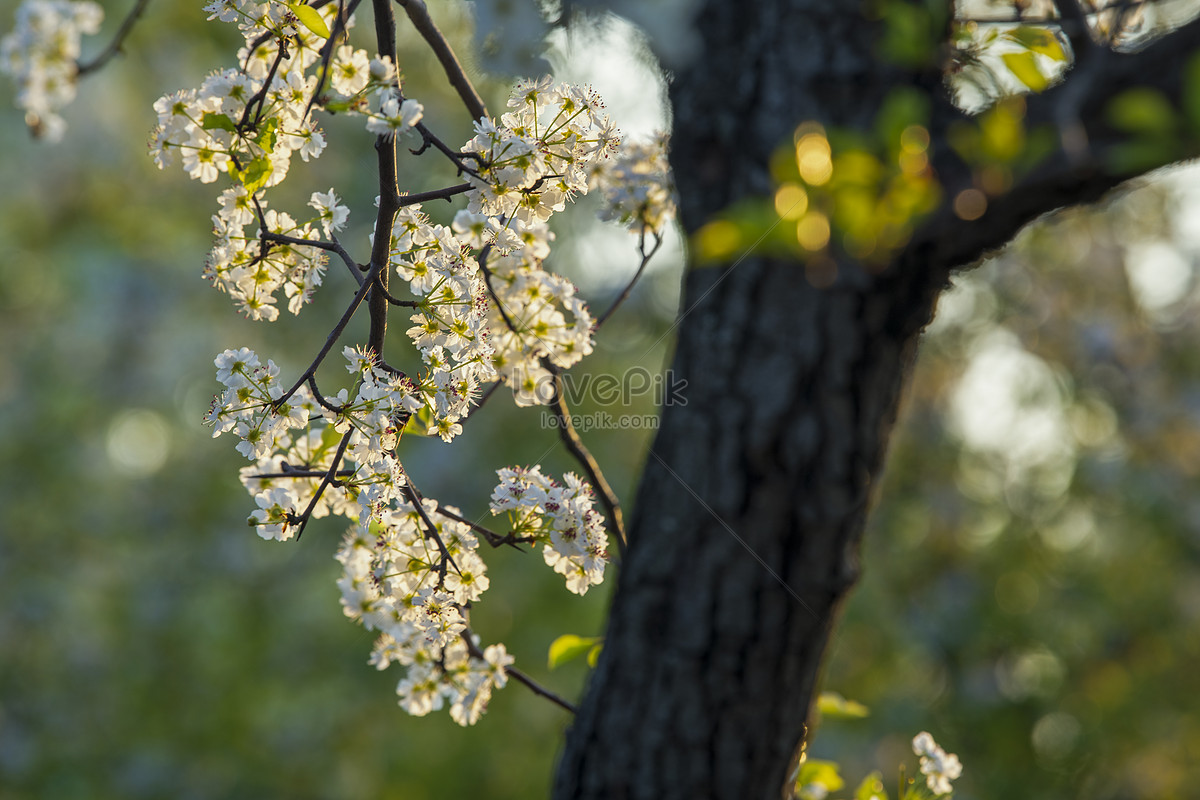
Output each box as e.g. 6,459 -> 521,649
76,0 -> 152,76
291,428 -> 354,540
400,468 -> 461,580
478,244 -> 626,555
253,468 -> 355,480
371,273 -> 421,307
395,182 -> 474,207
1050,0 -> 1093,55
477,244 -> 520,332
411,122 -> 485,176
368,0 -> 401,359
239,43 -> 289,129
277,259 -> 385,405
461,632 -> 577,714
507,666 -> 578,714
595,229 -> 663,329
463,379 -> 503,423
547,367 -> 628,556
306,375 -> 347,413
434,505 -> 532,550
394,0 -> 488,121
303,0 -> 362,121
260,230 -> 364,286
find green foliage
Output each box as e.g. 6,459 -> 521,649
820,183 -> 1200,799
875,0 -> 947,68
285,2 -> 331,39
201,111 -> 238,133
547,634 -> 602,669
1103,55 -> 1200,174
817,691 -> 871,720
855,771 -> 888,800
795,759 -> 845,797
694,88 -> 940,268
1003,27 -> 1067,63
1000,51 -> 1047,93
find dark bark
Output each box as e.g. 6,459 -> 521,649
553,1 -> 1200,797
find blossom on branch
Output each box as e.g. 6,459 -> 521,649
0,0 -> 102,140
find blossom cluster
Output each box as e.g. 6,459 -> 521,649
148,1 -> 421,318
0,0 -> 101,141
151,1 -> 424,186
203,186 -> 346,320
164,4 -> 672,725
591,131 -> 677,235
490,465 -> 608,594
453,77 -> 621,404
206,346 -> 416,534
335,502 -> 513,725
912,731 -> 963,795
382,203 -> 497,439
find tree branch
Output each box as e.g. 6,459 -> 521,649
394,0 -> 489,121
434,505 -> 533,549
260,230 -> 364,286
291,428 -> 354,541
595,229 -> 663,329
368,0 -> 401,359
460,632 -> 578,714
911,14 -> 1200,279
547,367 -> 628,556
399,468 -> 460,581
75,0 -> 152,76
396,181 -> 474,207
277,259 -> 385,405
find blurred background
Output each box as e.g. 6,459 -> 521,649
1,1 -> 1198,799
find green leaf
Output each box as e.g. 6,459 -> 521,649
286,2 -> 330,39
855,771 -> 889,800
201,112 -> 237,133
255,117 -> 280,154
586,642 -> 603,667
794,759 -> 844,793
1107,88 -> 1177,136
548,635 -> 601,669
1005,26 -> 1067,61
1002,51 -> 1048,92
231,156 -> 273,194
816,691 -> 871,719
878,2 -> 937,68
978,99 -> 1026,164
401,406 -> 431,437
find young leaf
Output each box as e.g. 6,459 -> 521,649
201,112 -> 238,133
1107,88 -> 1177,136
1002,51 -> 1048,92
233,156 -> 273,194
1005,26 -> 1066,62
816,690 -> 870,719
286,2 -> 331,39
794,759 -> 844,793
855,771 -> 889,800
548,634 -> 601,669
255,117 -> 280,154
586,642 -> 603,667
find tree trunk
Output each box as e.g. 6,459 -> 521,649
554,1 -> 949,797
554,0 -> 1200,795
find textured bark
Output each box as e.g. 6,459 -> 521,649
552,1 -> 1200,798
554,3 -> 945,798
